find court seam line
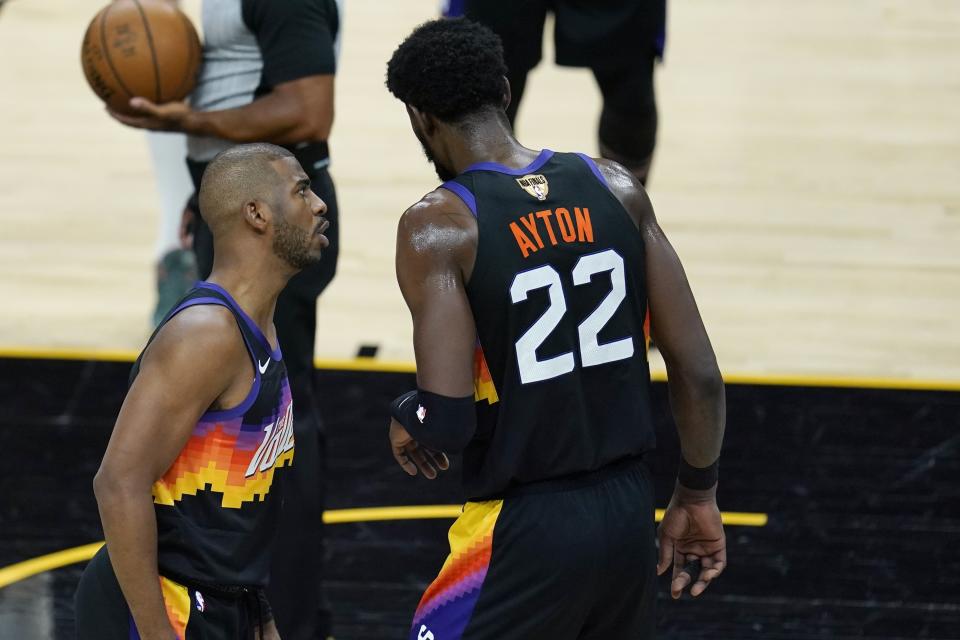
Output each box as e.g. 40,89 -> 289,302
0,505 -> 767,590
1,345 -> 958,391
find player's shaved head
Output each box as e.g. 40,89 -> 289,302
198,143 -> 295,236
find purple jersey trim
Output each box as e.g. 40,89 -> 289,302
166,296 -> 226,320
200,371 -> 262,421
441,181 -> 478,218
197,281 -> 283,361
128,613 -> 140,639
574,153 -> 612,190
164,296 -> 264,422
463,149 -> 554,176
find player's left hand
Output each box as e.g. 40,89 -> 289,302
108,97 -> 193,132
389,418 -> 449,479
657,484 -> 727,599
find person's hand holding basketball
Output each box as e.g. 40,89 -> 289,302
657,484 -> 727,599
108,97 -> 194,132
81,0 -> 201,118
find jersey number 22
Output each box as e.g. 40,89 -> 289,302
510,249 -> 634,384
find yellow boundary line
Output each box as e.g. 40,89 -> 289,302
0,506 -> 767,589
0,346 -> 141,364
0,542 -> 104,591
1,345 -> 958,391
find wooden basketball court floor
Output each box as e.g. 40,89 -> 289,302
0,1 -> 958,638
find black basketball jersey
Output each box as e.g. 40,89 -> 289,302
442,150 -> 656,500
129,281 -> 294,586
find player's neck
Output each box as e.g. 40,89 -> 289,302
446,119 -> 538,174
205,261 -> 288,332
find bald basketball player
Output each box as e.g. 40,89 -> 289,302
74,143 -> 330,640
385,20 -> 725,639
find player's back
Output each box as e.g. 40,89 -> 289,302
443,149 -> 656,500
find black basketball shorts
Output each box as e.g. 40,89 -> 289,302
409,458 -> 657,640
75,546 -> 271,640
464,0 -> 662,74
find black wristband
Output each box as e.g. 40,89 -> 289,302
678,458 -> 719,490
390,390 -> 419,424
389,388 -> 477,453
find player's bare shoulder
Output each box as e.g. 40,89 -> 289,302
142,303 -> 247,383
397,187 -> 478,265
591,157 -> 655,229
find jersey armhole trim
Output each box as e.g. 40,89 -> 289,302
200,372 -> 262,422
440,181 -> 478,218
574,153 -> 612,191
196,281 -> 283,361
163,298 -> 263,422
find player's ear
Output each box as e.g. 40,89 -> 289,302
407,104 -> 437,137
243,199 -> 270,233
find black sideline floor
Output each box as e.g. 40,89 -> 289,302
0,358 -> 958,639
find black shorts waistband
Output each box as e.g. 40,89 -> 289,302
160,569 -> 261,599
483,454 -> 648,500
160,571 -> 272,640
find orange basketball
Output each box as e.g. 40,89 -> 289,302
81,0 -> 201,115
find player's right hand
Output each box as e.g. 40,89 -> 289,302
389,418 -> 449,479
656,485 -> 727,599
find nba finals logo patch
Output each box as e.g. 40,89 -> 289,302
516,174 -> 549,201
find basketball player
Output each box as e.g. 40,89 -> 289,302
386,20 -> 725,639
109,2 -> 343,636
442,0 -> 665,185
74,143 -> 330,640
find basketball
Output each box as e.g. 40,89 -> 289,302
80,0 -> 201,115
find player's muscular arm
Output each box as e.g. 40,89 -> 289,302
388,192 -> 478,476
110,74 -> 335,144
598,159 -> 727,599
93,307 -> 250,639
397,193 -> 478,396
597,160 -> 725,464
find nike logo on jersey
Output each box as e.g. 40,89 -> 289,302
258,358 -> 270,374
